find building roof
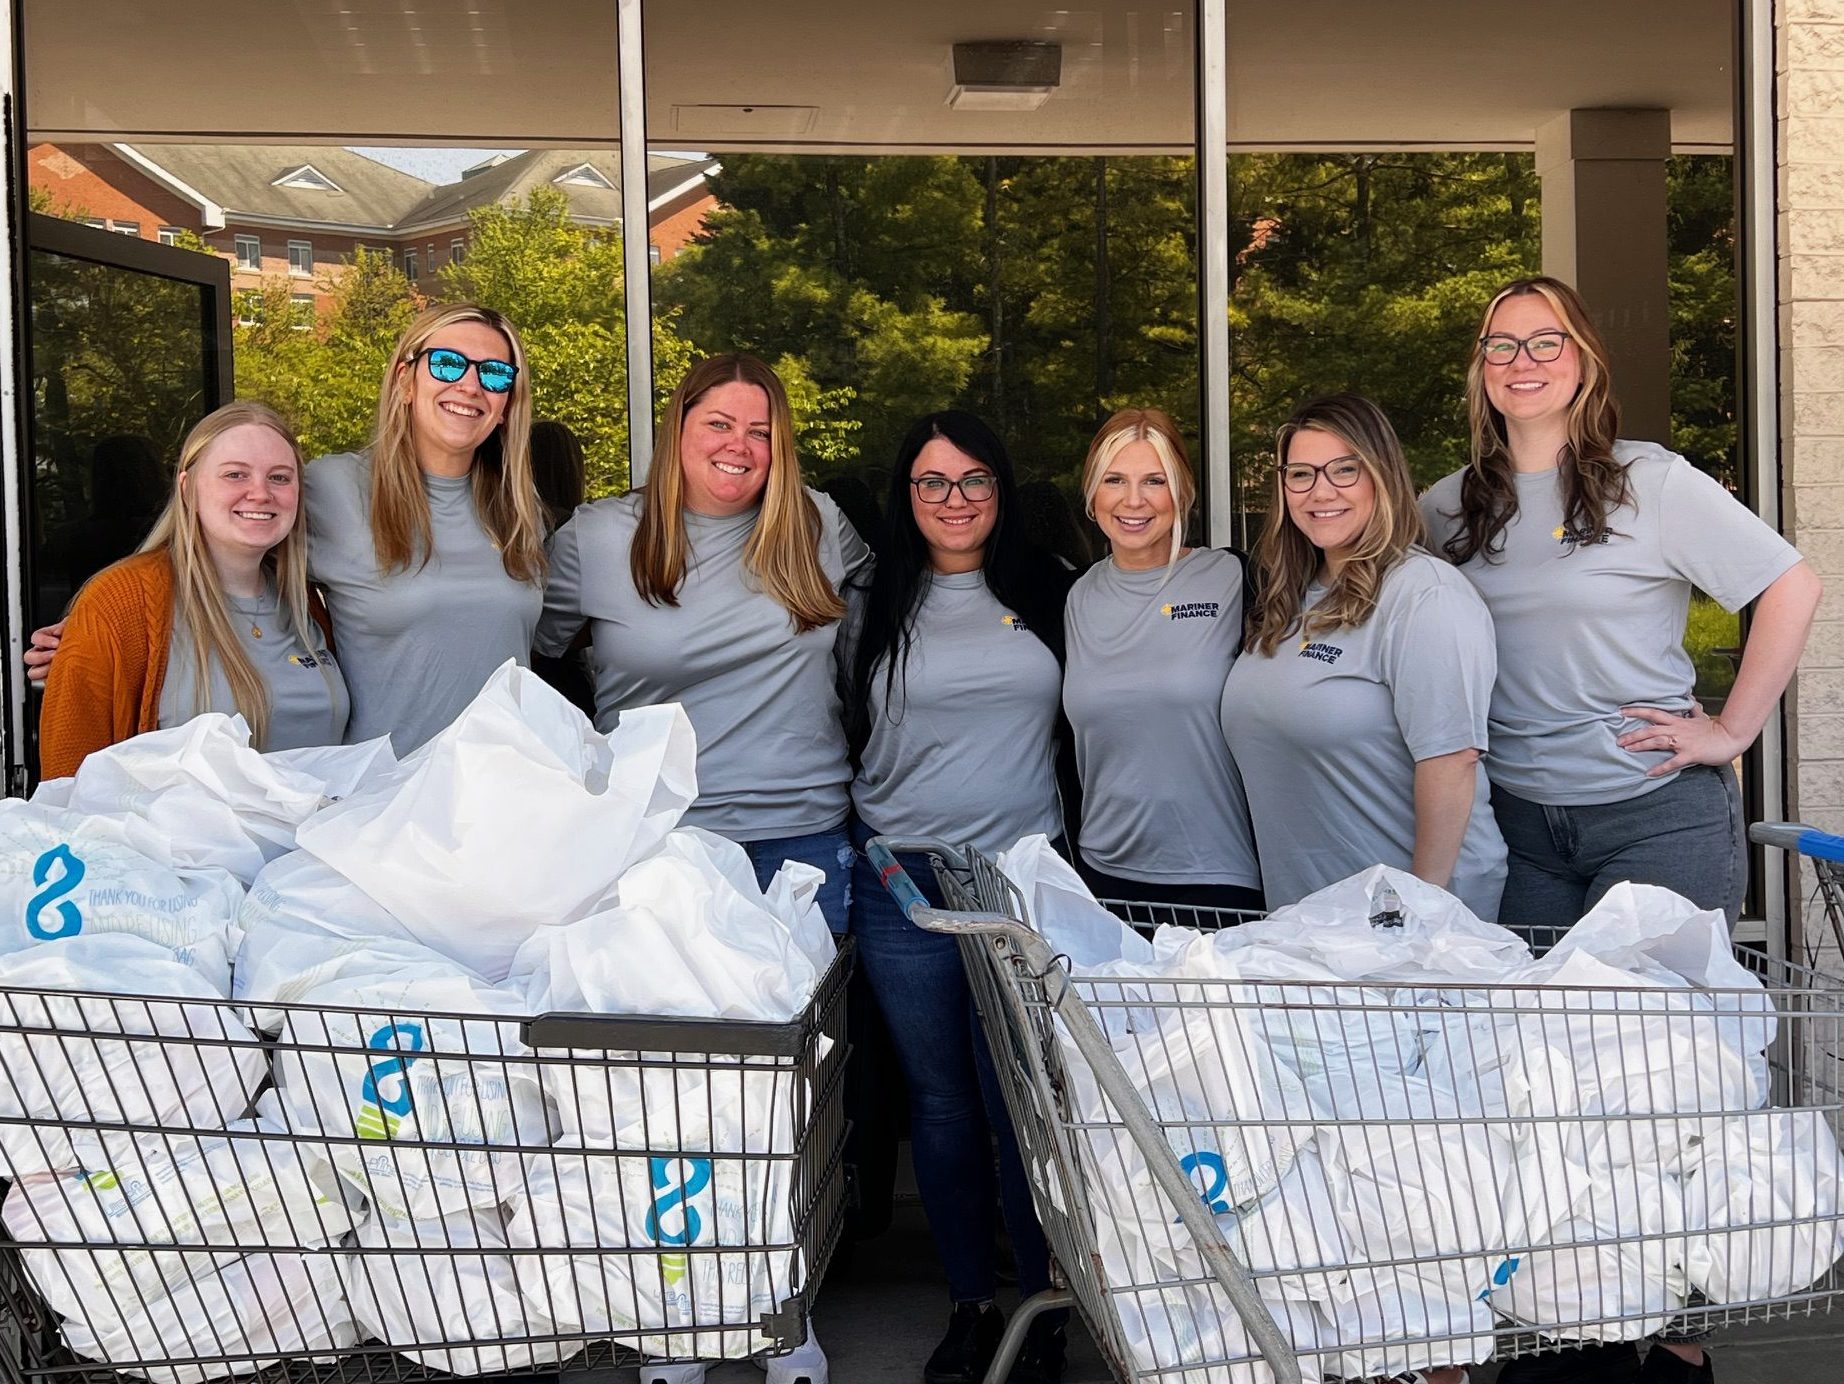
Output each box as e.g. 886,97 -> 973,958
395,150 -> 718,233
114,144 -> 434,230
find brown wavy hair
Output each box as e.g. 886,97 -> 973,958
631,354 -> 843,633
1079,407 -> 1198,571
368,302 -> 546,583
1249,394 -> 1426,657
137,402 -> 328,745
1438,275 -> 1628,564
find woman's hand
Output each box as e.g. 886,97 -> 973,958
1618,702 -> 1745,777
24,621 -> 63,685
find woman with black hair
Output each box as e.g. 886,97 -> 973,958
844,411 -> 1074,1384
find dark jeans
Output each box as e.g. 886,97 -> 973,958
848,825 -> 1053,1304
1491,764 -> 1745,928
741,827 -> 855,933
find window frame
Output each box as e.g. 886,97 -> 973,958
232,234 -> 260,270
286,238 -> 313,276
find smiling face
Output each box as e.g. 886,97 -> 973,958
1093,440 -> 1177,570
398,319 -> 513,472
1282,426 -> 1375,570
910,437 -> 999,573
679,380 -> 773,517
1480,291 -> 1582,437
186,423 -> 300,565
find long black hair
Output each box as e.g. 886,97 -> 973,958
845,410 -> 1075,758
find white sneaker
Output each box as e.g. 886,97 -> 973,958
639,1364 -> 707,1384
765,1328 -> 828,1384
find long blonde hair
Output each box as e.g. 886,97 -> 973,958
1442,275 -> 1628,564
368,303 -> 546,582
136,402 -> 322,745
631,353 -> 843,633
1080,407 -> 1197,570
1249,393 -> 1426,657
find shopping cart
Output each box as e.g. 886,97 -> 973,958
1751,822 -> 1844,966
0,944 -> 851,1384
866,836 -> 1844,1384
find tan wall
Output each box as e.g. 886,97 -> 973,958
1781,0 -> 1844,953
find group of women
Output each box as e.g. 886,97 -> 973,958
26,274 -> 1823,1384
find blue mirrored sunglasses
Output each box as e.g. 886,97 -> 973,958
418,347 -> 519,394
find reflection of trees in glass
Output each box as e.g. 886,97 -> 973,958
30,249 -> 207,524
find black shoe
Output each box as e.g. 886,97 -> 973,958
924,1302 -> 1005,1384
1006,1315 -> 1067,1384
1497,1343 -> 1641,1384
1641,1344 -> 1714,1384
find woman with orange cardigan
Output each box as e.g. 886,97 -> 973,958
38,401 -> 347,779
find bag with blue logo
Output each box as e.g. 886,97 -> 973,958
0,936 -> 266,1177
0,800 -> 245,992
340,1205 -> 574,1376
269,968 -> 552,1222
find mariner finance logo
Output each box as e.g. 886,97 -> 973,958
1160,600 -> 1220,622
1297,639 -> 1344,665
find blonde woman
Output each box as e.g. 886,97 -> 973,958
537,353 -> 871,926
1421,277 -> 1820,935
1220,393 -> 1506,919
1062,407 -> 1262,909
304,302 -> 548,753
39,402 -> 346,779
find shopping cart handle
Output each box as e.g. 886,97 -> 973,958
1751,821 -> 1844,863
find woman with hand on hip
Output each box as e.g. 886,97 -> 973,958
1221,393 -> 1506,921
843,411 -> 1073,1384
1063,407 -> 1263,910
39,402 -> 346,778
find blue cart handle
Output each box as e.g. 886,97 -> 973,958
1750,821 -> 1844,863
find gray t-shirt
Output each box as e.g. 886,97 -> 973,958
159,586 -> 350,751
305,451 -> 544,754
1219,551 -> 1507,919
1420,442 -> 1802,805
1063,548 -> 1260,887
535,489 -> 872,841
850,569 -> 1064,854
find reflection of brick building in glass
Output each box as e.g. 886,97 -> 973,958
27,143 -> 718,317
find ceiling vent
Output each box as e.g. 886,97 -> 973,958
948,41 -> 1062,112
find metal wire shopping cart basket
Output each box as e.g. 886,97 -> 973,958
867,836 -> 1844,1384
0,944 -> 851,1384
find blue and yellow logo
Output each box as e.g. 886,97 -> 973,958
354,1021 -> 426,1140
646,1156 -> 713,1286
25,844 -> 85,941
1162,601 -> 1220,621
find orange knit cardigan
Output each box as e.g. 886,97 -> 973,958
38,551 -> 175,781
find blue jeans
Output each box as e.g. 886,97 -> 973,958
848,825 -> 1053,1304
1491,764 -> 1745,928
741,827 -> 855,934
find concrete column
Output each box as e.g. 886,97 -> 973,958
1536,108 -> 1673,443
1781,0 -> 1844,958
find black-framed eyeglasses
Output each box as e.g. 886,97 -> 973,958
1478,331 -> 1571,366
911,473 -> 997,504
1279,458 -> 1365,494
415,347 -> 520,394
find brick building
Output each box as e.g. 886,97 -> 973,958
27,142 -> 719,318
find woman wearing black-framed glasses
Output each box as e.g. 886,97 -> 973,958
841,410 -> 1076,1384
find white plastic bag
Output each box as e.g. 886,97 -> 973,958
0,936 -> 266,1176
5,1118 -> 362,1322
506,1148 -> 797,1360
997,833 -> 1153,968
340,1206 -> 572,1375
0,800 -> 244,990
296,666 -> 697,979
54,1250 -> 359,1384
1678,1109 -> 1844,1302
29,716 -> 389,885
270,968 -> 551,1220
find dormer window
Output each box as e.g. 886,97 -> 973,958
272,165 -> 342,193
552,163 -> 616,190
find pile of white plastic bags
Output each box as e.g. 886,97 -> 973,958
0,662 -> 839,1379
998,837 -> 1844,1384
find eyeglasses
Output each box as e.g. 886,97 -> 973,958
1279,458 -> 1365,493
416,347 -> 520,394
911,474 -> 997,504
1478,331 -> 1571,366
